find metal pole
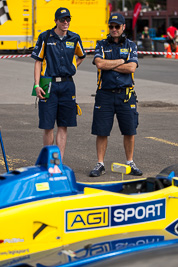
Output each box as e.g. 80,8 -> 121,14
122,0 -> 125,11
0,130 -> 9,173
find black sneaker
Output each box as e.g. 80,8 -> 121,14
128,162 -> 143,176
89,163 -> 106,177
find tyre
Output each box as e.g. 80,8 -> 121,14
158,164 -> 178,177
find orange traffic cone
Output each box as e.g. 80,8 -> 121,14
166,44 -> 172,59
175,45 -> 178,59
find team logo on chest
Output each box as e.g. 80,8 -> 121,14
66,42 -> 74,48
120,48 -> 129,54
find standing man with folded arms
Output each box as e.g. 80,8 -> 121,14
89,13 -> 142,177
31,7 -> 86,160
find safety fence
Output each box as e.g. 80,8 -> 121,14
138,51 -> 177,56
0,50 -> 177,59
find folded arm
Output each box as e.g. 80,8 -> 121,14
112,61 -> 137,73
94,57 -> 137,73
94,57 -> 125,70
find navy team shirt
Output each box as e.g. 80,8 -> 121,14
31,27 -> 86,77
93,38 -> 138,89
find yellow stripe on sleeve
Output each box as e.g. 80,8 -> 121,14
75,41 -> 85,57
38,41 -> 45,59
72,55 -> 77,70
41,58 -> 47,76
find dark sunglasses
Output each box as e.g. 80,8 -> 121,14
109,25 -> 121,30
59,17 -> 71,23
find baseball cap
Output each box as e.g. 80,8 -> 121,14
55,7 -> 71,20
108,13 -> 125,25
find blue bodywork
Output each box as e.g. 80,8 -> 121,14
0,146 -> 79,209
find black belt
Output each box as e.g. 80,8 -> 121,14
52,76 -> 73,82
102,88 -> 126,93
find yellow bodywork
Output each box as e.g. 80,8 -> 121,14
1,180 -> 178,261
0,0 -> 109,51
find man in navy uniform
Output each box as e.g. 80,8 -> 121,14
31,7 -> 86,160
90,13 -> 142,177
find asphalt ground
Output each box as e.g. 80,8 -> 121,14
0,55 -> 178,182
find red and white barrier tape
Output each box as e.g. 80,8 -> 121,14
0,54 -> 31,59
0,50 -> 177,59
85,49 -> 95,53
137,51 -> 176,56
0,50 -> 95,59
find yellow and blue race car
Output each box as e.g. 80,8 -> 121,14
0,141 -> 178,264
